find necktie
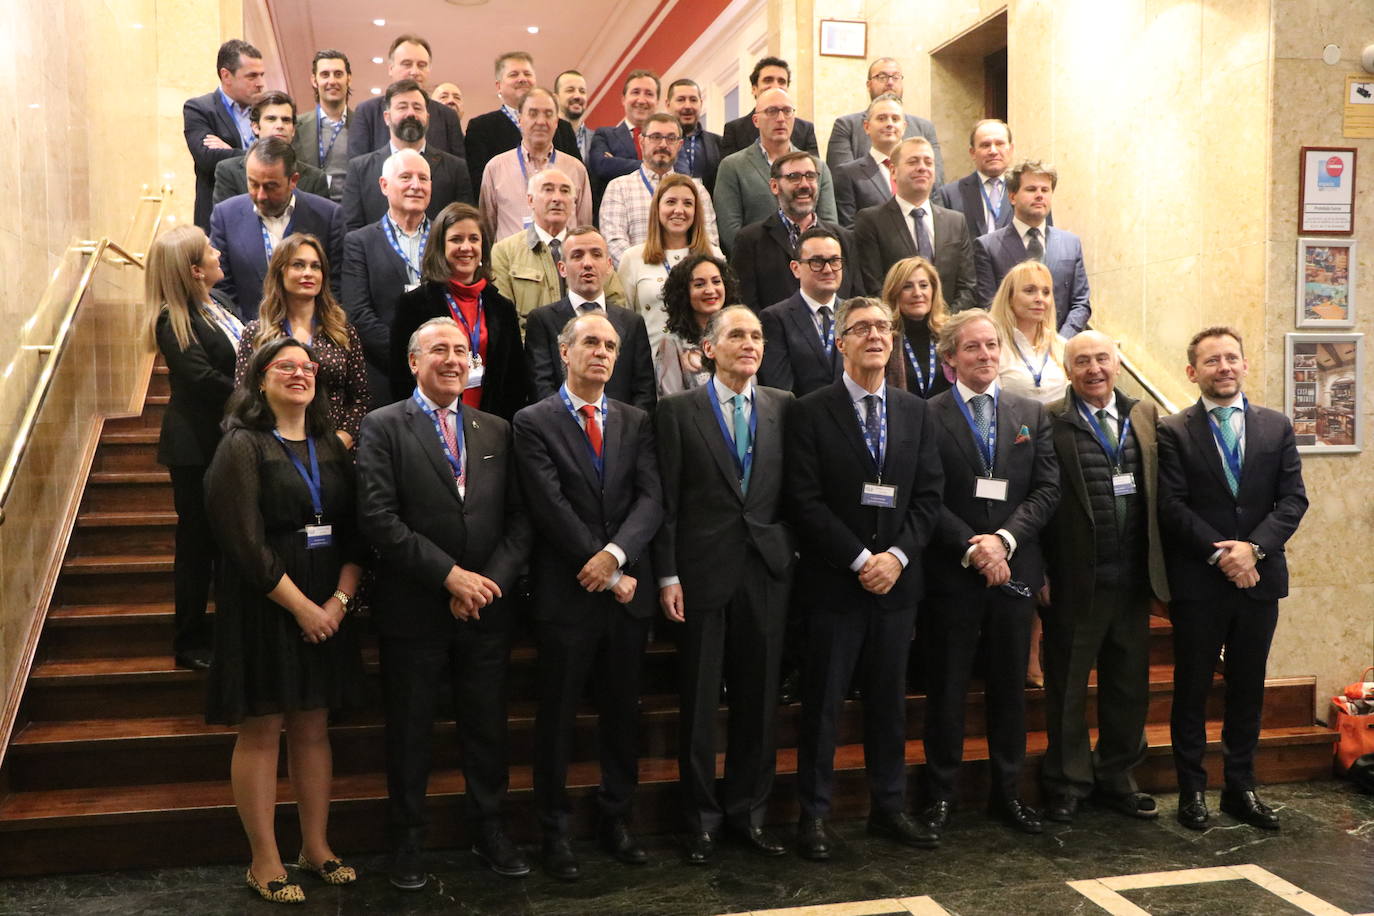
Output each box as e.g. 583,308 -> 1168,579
580,403 -> 603,457
972,393 -> 993,470
732,393 -> 751,492
883,158 -> 896,195
988,177 -> 1003,220
817,305 -> 834,355
863,394 -> 883,467
435,407 -> 463,485
631,125 -> 643,158
548,238 -> 567,297
1210,406 -> 1240,495
1026,226 -> 1045,262
912,207 -> 933,260
1098,408 -> 1127,526
580,302 -> 598,314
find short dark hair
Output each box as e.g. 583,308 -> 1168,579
422,202 -> 488,285
1007,158 -> 1058,193
793,226 -> 841,261
622,69 -> 661,96
389,34 -> 432,59
645,112 -> 682,134
223,336 -> 333,437
662,253 -> 739,342
667,78 -> 701,96
312,49 -> 352,75
1187,326 -> 1245,366
247,135 -> 297,177
385,79 -> 429,107
554,70 -> 584,93
562,225 -> 605,251
250,90 -> 296,123
749,56 -> 790,88
517,87 -> 558,114
216,39 -> 261,77
769,150 -> 817,180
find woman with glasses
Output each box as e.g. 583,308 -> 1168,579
233,233 -> 369,448
148,224 -> 245,671
880,256 -> 952,399
657,253 -> 739,396
206,337 -> 365,903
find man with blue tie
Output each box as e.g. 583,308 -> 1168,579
183,40 -> 265,230
933,119 -> 1016,239
1157,327 -> 1307,831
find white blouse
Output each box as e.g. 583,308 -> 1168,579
998,326 -> 1068,405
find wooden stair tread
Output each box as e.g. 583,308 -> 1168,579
98,430 -> 160,444
47,603 -> 178,622
61,555 -> 174,574
88,471 -> 169,484
75,512 -> 177,527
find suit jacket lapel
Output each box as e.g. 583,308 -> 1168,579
937,393 -> 987,472
993,393 -> 1019,474
959,175 -> 985,235
405,399 -> 465,508
882,199 -> 916,257
691,386 -> 744,501
1186,402 -> 1234,496
1054,399 -> 1092,520
748,145 -> 772,184
861,157 -> 887,199
824,384 -> 878,473
785,296 -> 828,364
764,216 -> 792,262
750,389 -> 782,505
554,399 -> 604,490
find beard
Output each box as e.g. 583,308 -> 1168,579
394,116 -> 426,142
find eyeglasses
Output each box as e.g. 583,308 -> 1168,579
870,71 -> 904,82
757,106 -> 795,118
643,132 -> 682,143
266,359 -> 319,377
842,320 -> 894,337
799,256 -> 844,272
779,170 -> 820,183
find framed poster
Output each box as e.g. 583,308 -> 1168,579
1298,146 -> 1356,234
1285,333 -> 1362,453
1296,238 -> 1356,327
819,19 -> 867,59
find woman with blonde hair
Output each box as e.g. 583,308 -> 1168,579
880,256 -> 953,399
988,259 -> 1068,405
617,173 -> 722,358
148,223 -> 244,670
233,233 -> 369,448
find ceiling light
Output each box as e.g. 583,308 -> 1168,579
28,103 -> 40,109
370,87 -> 382,95
130,23 -> 144,29
371,56 -> 383,64
527,26 -> 539,34
373,18 -> 386,26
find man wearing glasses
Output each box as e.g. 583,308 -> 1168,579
758,227 -> 850,396
714,88 -> 837,253
824,57 -> 945,185
786,296 -> 945,859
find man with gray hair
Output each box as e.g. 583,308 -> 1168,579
356,316 -> 533,888
825,56 -> 945,183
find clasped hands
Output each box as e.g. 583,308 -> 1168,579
967,533 -> 1011,587
1214,540 -> 1260,589
858,551 -> 903,595
445,564 -> 502,621
579,549 -> 636,604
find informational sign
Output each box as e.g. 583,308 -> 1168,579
1299,147 -> 1357,234
1345,76 -> 1374,139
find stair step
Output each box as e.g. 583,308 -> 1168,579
104,395 -> 168,432
91,429 -> 162,472
80,470 -> 172,513
38,603 -> 196,659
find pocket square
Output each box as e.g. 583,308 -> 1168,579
1014,425 -> 1031,444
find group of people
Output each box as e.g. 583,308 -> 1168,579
159,32 -> 1309,905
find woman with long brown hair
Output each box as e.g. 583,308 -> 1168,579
656,253 -> 738,395
879,256 -> 953,399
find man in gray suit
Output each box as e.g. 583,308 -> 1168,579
212,91 -> 330,206
832,93 -> 904,227
825,58 -> 944,185
714,88 -> 838,254
292,50 -> 355,202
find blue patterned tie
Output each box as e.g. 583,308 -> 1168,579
972,394 -> 993,471
912,207 -> 933,260
732,394 -> 751,492
863,394 -> 882,466
1211,406 -> 1240,495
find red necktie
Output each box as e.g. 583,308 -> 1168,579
884,158 -> 895,195
631,125 -> 643,158
436,407 -> 465,487
579,404 -> 602,457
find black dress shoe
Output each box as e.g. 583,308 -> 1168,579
920,800 -> 953,832
174,649 -> 212,670
727,822 -> 786,857
1220,788 -> 1280,830
778,668 -> 801,705
1044,793 -> 1080,824
472,826 -> 530,878
1092,789 -> 1158,820
389,841 -> 427,891
1177,791 -> 1209,830
867,810 -> 939,849
542,836 -> 580,881
989,797 -> 1043,835
683,831 -> 715,865
796,817 -> 831,860
599,818 -> 648,864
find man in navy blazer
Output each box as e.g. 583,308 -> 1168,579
513,310 -> 664,881
465,51 -> 581,192
1157,327 -> 1307,831
588,70 -> 660,194
832,93 -> 906,227
974,159 -> 1090,336
933,119 -> 1017,239
347,34 -> 464,160
209,138 -> 345,319
666,79 -> 724,194
719,57 -> 819,158
825,58 -> 944,186
183,40 -> 265,230
757,227 -> 848,395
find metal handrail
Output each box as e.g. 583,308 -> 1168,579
0,185 -> 170,525
1118,349 -> 1180,416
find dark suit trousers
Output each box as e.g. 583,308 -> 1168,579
379,624 -> 513,840
1041,586 -> 1150,798
921,589 -> 1034,801
533,611 -> 650,837
169,465 -> 214,655
1169,595 -> 1278,793
798,602 -> 916,819
677,570 -> 786,832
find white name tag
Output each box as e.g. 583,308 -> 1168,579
975,477 -> 1010,501
1112,472 -> 1137,496
861,482 -> 897,508
466,355 -> 485,389
304,524 -> 333,549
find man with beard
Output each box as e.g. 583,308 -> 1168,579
212,90 -> 330,205
292,51 -> 355,202
825,57 -> 944,184
832,93 -> 905,228
665,79 -> 723,194
555,70 -> 592,161
349,34 -> 464,159
465,52 -> 581,190
341,80 -> 472,232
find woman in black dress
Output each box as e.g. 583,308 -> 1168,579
206,337 -> 364,903
880,256 -> 953,399
388,202 -> 530,418
148,224 -> 244,670
234,233 -> 369,448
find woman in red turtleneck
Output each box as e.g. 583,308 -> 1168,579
388,202 -> 532,419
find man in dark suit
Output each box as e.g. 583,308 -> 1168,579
655,306 -> 793,864
933,119 -> 1015,240
666,79 -> 724,194
183,39 -> 265,230
832,93 -> 904,227
588,70 -> 659,193
525,227 -> 656,412
341,149 -> 432,407
787,297 -> 945,859
921,308 -> 1060,837
757,227 -> 848,395
464,51 -> 581,192
357,317 -> 532,889
513,310 -> 664,881
208,137 -> 345,318
212,91 -> 330,206
1158,326 -> 1307,831
974,159 -> 1090,336
719,57 -> 819,158
825,57 -> 944,185
853,137 -> 977,308
1040,331 -> 1169,824
291,50 -> 354,202
347,34 -> 464,160
341,80 -> 473,231
732,153 -> 853,312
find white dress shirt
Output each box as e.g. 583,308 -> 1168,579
257,194 -> 296,252
799,289 -> 840,340
952,378 -> 1018,562
840,373 -> 910,573
895,193 -> 936,253
415,388 -> 466,498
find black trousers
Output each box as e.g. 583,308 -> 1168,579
379,623 -> 513,841
533,612 -> 650,837
677,572 -> 786,832
168,464 -> 214,655
921,589 -> 1034,802
1041,585 -> 1151,798
797,602 -> 915,819
1169,594 -> 1279,793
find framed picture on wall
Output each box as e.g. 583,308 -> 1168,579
1296,238 -> 1356,327
1298,146 -> 1357,234
819,19 -> 867,59
1285,333 -> 1362,453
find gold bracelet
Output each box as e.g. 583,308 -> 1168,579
332,590 -> 353,613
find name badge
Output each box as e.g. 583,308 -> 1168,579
466,354 -> 485,389
974,477 -> 1010,501
1112,472 -> 1137,496
522,216 -> 534,230
304,523 -> 333,549
861,482 -> 897,508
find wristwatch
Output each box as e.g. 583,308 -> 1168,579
1248,542 -> 1266,561
332,590 -> 353,613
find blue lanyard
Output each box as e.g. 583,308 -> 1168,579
684,133 -> 697,173
218,90 -> 253,147
272,432 -> 324,522
638,167 -> 657,195
281,317 -> 314,344
1012,339 -> 1051,388
852,393 -> 888,475
1205,396 -> 1246,484
203,300 -> 243,344
501,105 -> 520,128
411,389 -> 465,481
816,306 -> 836,356
1075,394 -> 1131,470
515,144 -> 555,182
443,291 -> 483,357
978,177 -> 1003,223
317,105 -> 345,166
558,384 -> 606,480
903,334 -> 937,396
954,388 -> 998,474
382,214 -> 429,282
706,382 -> 758,487
259,219 -> 276,260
